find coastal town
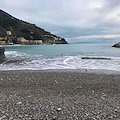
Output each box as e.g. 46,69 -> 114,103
0,30 -> 67,45
0,9 -> 67,45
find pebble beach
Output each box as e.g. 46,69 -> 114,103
0,69 -> 120,120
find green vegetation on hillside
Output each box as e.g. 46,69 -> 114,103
0,9 -> 67,44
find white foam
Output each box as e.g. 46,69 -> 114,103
1,54 -> 120,71
5,51 -> 18,56
63,56 -> 76,69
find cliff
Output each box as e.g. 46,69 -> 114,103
0,9 -> 67,45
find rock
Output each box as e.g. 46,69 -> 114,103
0,47 -> 4,55
17,101 -> 22,105
112,42 -> 120,48
0,47 -> 5,63
57,108 -> 62,111
52,115 -> 57,120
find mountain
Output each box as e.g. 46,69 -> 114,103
0,9 -> 67,44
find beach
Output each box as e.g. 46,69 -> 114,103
0,69 -> 120,119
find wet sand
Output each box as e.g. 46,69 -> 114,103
0,69 -> 120,119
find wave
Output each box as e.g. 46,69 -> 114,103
0,54 -> 120,71
3,51 -> 25,64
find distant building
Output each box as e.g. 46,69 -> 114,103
17,37 -> 29,44
6,31 -> 12,36
0,37 -> 5,40
0,37 -> 6,44
0,37 -> 6,45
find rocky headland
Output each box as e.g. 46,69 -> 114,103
0,9 -> 67,45
112,42 -> 120,48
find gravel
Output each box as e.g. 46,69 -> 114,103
0,69 -> 120,120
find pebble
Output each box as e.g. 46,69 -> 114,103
57,108 -> 62,111
0,71 -> 120,119
9,116 -> 14,120
17,101 -> 22,105
55,80 -> 58,84
92,90 -> 95,93
52,115 -> 57,120
1,116 -> 6,119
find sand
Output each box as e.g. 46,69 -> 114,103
0,69 -> 120,120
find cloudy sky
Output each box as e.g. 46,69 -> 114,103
0,0 -> 120,43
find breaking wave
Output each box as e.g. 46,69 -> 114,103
0,51 -> 120,71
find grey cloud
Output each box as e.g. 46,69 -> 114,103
105,0 -> 120,8
1,0 -> 120,43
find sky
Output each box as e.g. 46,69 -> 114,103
0,0 -> 120,43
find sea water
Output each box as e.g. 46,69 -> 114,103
0,43 -> 120,71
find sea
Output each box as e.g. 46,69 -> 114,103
0,42 -> 120,71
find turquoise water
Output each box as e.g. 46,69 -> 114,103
0,43 -> 120,71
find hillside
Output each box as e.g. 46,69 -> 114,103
0,9 -> 67,44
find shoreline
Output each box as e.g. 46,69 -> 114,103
0,43 -> 68,46
0,68 -> 120,74
0,70 -> 120,119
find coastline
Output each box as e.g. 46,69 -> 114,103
0,69 -> 120,119
1,68 -> 120,74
